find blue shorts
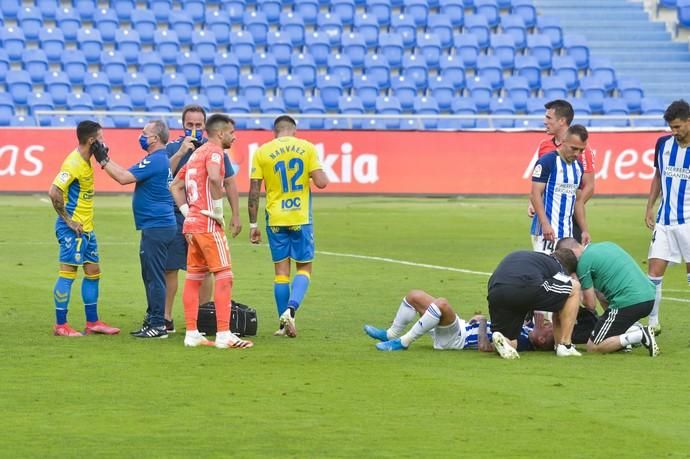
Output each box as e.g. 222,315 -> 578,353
165,214 -> 187,271
56,226 -> 99,265
267,224 -> 314,263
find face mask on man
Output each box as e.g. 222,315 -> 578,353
139,134 -> 150,151
184,128 -> 203,142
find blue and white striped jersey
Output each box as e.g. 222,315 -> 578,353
530,151 -> 584,238
462,321 -> 534,351
655,135 -> 690,226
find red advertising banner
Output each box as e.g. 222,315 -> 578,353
0,128 -> 665,194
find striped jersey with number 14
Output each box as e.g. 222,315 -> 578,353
654,135 -> 690,226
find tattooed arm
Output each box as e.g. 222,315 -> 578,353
248,178 -> 262,244
49,184 -> 83,236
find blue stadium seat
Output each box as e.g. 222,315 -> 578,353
280,12 -> 306,46
318,12 -> 344,46
527,34 -> 552,70
490,97 -> 516,128
390,13 -> 416,47
184,94 -> 210,112
279,74 -> 305,110
258,0 -> 282,23
51,116 -> 77,127
146,93 -> 172,112
77,29 -> 104,64
362,118 -> 388,130
55,7 -> 81,41
182,0 -> 205,22
124,72 -> 150,107
239,74 -> 265,109
490,33 -> 516,70
640,97 -> 666,127
192,30 -> 218,65
244,11 -> 269,45
439,55 -> 465,90
317,74 -> 343,110
541,75 -> 567,100
402,54 -> 428,89
404,0 -> 429,26
37,0 -> 58,19
428,75 -> 455,111
98,116 -> 116,128
590,57 -> 617,92
451,97 -> 479,129
0,2 -> 19,18
501,14 -> 527,50
595,98 -> 629,127
112,0 -> 135,20
162,73 -> 190,109
101,50 -> 127,85
223,0 -> 246,24
45,71 -> 71,105
260,95 -> 286,114
0,50 -> 7,83
215,52 -> 241,87
176,52 -> 203,86
564,34 -> 590,70
169,11 -> 194,44
138,51 -> 164,86
131,9 -> 156,44
267,31 -> 293,65
418,33 -> 442,68
366,0 -> 392,25
1,26 -> 25,60
10,116 -> 37,127
117,29 -> 143,64
466,77 -> 492,112
551,56 -> 578,91
39,28 -> 65,62
465,15 -> 491,49
301,95 -> 327,129
22,49 -> 48,84
536,16 -> 563,49
527,98 -> 546,117
17,6 -> 43,40
206,10 -> 231,45
439,0 -> 464,27
328,54 -> 354,88
61,50 -> 88,84
515,55 -> 540,89
474,0 -> 499,28
224,96 -> 250,128
324,117 -> 348,130
339,94 -> 365,113
27,92 -> 54,118
511,0 -> 536,28
376,33 -> 403,69
92,8 -> 117,42
427,15 -> 453,49
84,72 -> 110,107
503,76 -> 529,112
352,74 -> 379,110
295,0 -> 319,24
414,95 -> 440,128
253,52 -> 279,88
201,73 -> 228,110
580,75 -> 607,113
0,92 -> 14,126
454,34 -> 480,69
391,75 -> 417,111
571,98 -> 592,126
342,32 -> 367,67
375,95 -> 402,128
67,92 -> 94,111
247,117 -> 274,131
305,32 -> 330,66
229,31 -> 255,66
617,78 -> 644,112
107,93 -> 133,111
332,0 -> 355,25
291,53 -> 317,88
148,0 -> 172,21
476,55 -> 503,90
365,54 -> 391,89
678,0 -> 690,29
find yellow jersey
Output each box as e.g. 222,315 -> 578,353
250,136 -> 322,226
52,149 -> 95,232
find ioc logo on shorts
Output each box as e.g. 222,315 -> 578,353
281,197 -> 301,209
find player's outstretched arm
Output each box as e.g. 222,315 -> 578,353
48,185 -> 83,236
310,169 -> 329,189
248,179 -> 262,244
102,159 -> 137,185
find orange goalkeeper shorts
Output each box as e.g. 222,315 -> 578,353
185,232 -> 231,273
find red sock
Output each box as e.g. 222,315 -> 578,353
183,272 -> 205,331
214,269 -> 233,332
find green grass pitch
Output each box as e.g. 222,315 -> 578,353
1,195 -> 689,457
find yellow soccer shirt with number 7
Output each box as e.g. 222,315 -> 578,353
52,149 -> 95,232
250,136 -> 322,227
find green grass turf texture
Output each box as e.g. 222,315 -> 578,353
1,195 -> 689,458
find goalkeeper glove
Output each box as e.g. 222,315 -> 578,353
90,141 -> 110,168
200,198 -> 224,226
179,203 -> 189,218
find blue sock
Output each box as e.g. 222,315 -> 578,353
54,271 -> 76,325
274,275 -> 290,318
287,271 -> 311,312
82,273 -> 100,322
687,273 -> 690,286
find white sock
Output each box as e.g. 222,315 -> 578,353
619,326 -> 644,347
400,303 -> 442,348
217,330 -> 235,342
387,297 -> 417,339
648,276 -> 663,326
186,329 -> 201,337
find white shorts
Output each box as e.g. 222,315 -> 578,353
648,223 -> 690,264
531,235 -> 559,254
431,316 -> 468,350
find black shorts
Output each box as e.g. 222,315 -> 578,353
590,300 -> 654,344
488,274 -> 573,340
